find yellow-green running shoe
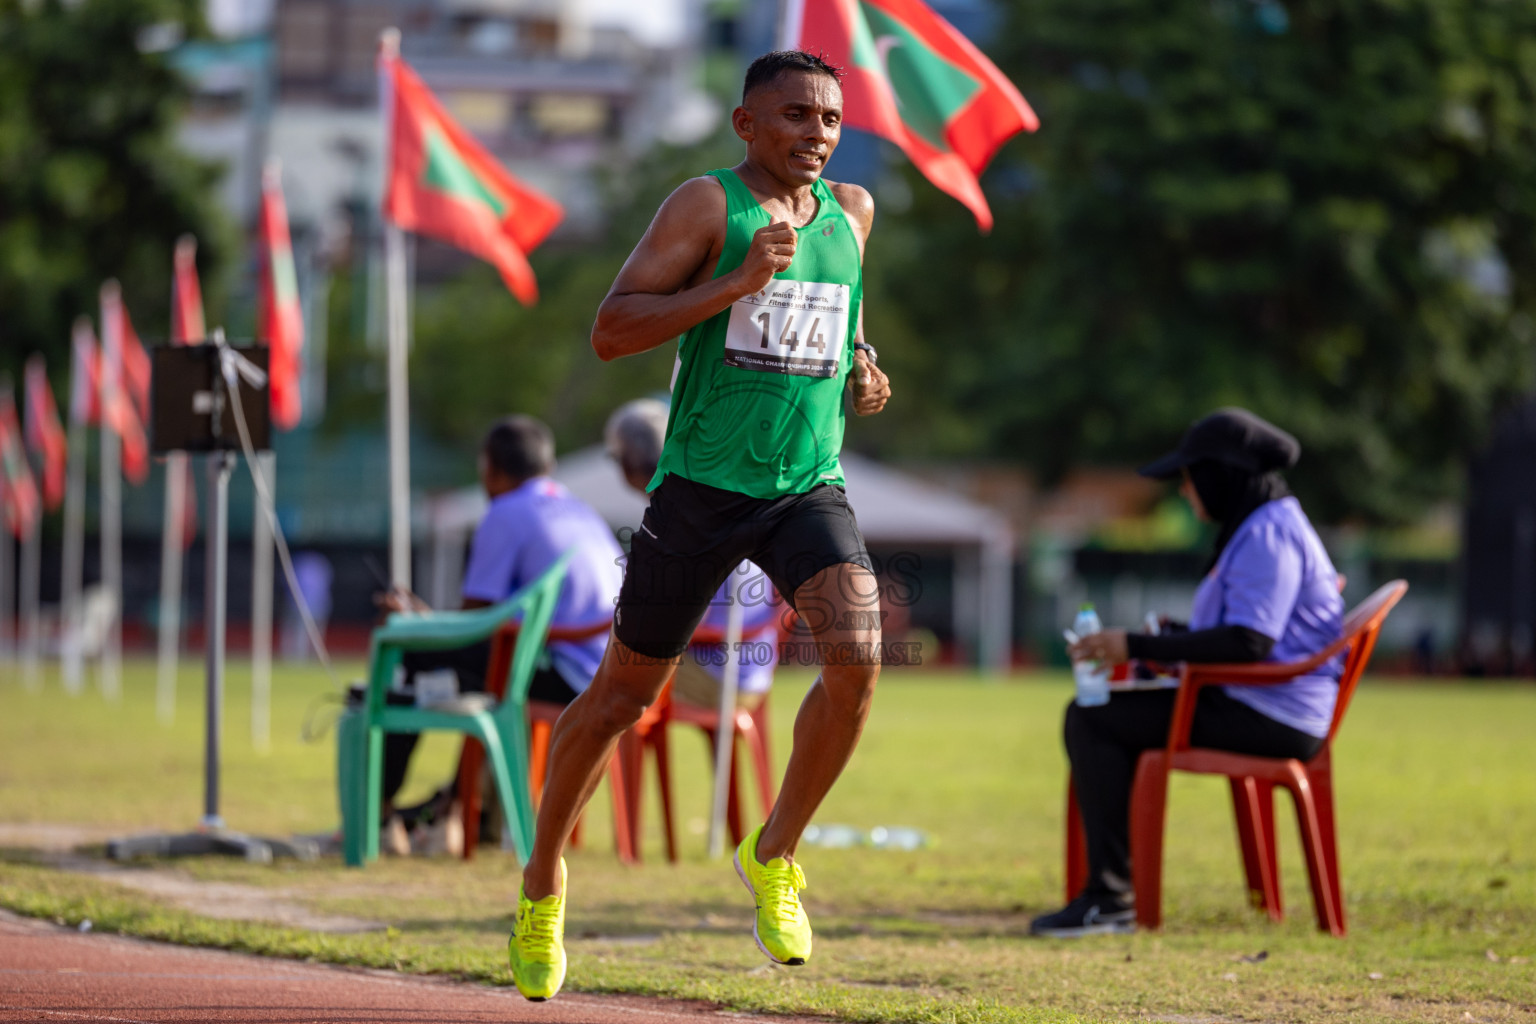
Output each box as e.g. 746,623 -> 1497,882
508,859 -> 567,1001
734,825 -> 811,965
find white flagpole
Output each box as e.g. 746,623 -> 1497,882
0,491 -> 12,665
99,282 -> 123,701
380,27 -> 412,590
779,0 -> 803,49
60,322 -> 90,695
155,455 -> 188,723
20,512 -> 41,690
250,450 -> 274,752
707,566 -> 747,859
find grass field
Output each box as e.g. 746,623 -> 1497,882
0,658 -> 1533,1023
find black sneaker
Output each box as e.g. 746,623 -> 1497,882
1029,892 -> 1135,937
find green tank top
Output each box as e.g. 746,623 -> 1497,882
649,168 -> 863,499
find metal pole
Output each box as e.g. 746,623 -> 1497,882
778,0 -> 802,48
20,514 -> 41,689
100,288 -> 123,702
0,496 -> 12,663
707,567 -> 746,859
250,450 -> 275,752
60,420 -> 87,694
202,451 -> 233,829
380,28 -> 412,592
156,453 -> 189,722
385,222 -> 412,590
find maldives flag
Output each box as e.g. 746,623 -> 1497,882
23,355 -> 67,511
788,0 -> 1038,232
99,282 -> 150,484
259,162 -> 304,430
381,47 -> 563,304
70,317 -> 101,427
0,382 -> 41,539
169,235 -> 203,544
172,234 -> 207,344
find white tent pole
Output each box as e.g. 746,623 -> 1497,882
250,450 -> 275,752
20,512 -> 41,689
707,566 -> 746,859
156,453 -> 189,723
99,285 -> 123,701
380,28 -> 412,590
60,416 -> 87,695
979,531 -> 1013,675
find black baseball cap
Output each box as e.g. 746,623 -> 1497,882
1138,408 -> 1301,480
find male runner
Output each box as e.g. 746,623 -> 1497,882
508,50 -> 892,1001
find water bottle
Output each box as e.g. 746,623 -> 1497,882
868,826 -> 930,851
1071,604 -> 1111,707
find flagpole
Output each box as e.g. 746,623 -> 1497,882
0,489 -> 11,666
707,568 -> 746,859
380,27 -> 412,590
100,282 -> 123,701
20,512 -> 41,690
778,0 -> 802,49
156,454 -> 187,722
60,324 -> 89,695
250,450 -> 274,752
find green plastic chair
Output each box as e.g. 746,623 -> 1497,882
338,550 -> 572,867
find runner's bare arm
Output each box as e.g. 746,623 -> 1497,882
830,183 -> 890,416
592,178 -> 798,361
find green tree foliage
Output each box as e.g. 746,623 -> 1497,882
0,0 -> 227,380
867,0 -> 1536,521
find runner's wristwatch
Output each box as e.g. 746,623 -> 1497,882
853,340 -> 878,364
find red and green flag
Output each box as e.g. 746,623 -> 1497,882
259,162 -> 304,431
380,45 -> 563,304
172,234 -> 207,344
99,281 -> 150,485
23,355 -> 67,511
788,0 -> 1038,232
69,317 -> 101,427
0,379 -> 40,539
169,235 -> 204,544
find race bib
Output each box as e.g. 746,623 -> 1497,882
722,280 -> 850,378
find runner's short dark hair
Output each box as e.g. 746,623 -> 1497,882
742,50 -> 842,103
482,415 -> 554,482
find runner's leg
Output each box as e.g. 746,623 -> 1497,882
521,639 -> 676,899
756,560 -> 881,861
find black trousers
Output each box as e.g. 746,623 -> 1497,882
381,641 -> 579,807
1064,687 -> 1324,900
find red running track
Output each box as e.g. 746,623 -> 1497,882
0,911 -> 799,1024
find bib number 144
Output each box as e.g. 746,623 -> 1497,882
756,311 -> 826,354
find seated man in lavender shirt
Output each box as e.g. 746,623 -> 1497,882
1032,408 -> 1344,936
380,415 -> 623,832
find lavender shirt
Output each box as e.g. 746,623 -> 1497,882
1189,497 -> 1344,737
690,562 -> 782,695
461,477 -> 623,694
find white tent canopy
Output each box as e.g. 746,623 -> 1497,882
422,447 -> 1014,671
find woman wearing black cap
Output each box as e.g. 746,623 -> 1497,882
1030,408 -> 1345,937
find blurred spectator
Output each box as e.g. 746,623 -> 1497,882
1034,409 -> 1344,936
378,415 -> 622,846
280,551 -> 331,660
605,399 -> 782,711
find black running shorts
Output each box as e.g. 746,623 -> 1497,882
613,474 -> 874,660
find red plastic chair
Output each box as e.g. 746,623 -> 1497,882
456,619 -> 614,860
1065,579 -> 1408,935
606,615 -> 782,863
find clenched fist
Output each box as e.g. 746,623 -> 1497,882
850,349 -> 890,416
737,220 -> 798,294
